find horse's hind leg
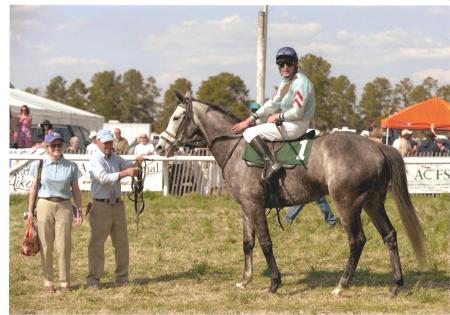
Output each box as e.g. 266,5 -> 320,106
364,201 -> 403,297
236,216 -> 255,289
333,207 -> 366,296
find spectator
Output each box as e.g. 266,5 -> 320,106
40,120 -> 54,138
249,102 -> 261,125
134,133 -> 154,156
418,130 -> 439,154
66,136 -> 80,154
392,129 -> 414,156
113,128 -> 129,155
284,196 -> 336,227
16,104 -> 32,148
86,129 -> 143,289
360,130 -> 370,137
86,131 -> 99,155
369,128 -> 383,143
436,138 -> 449,153
27,132 -> 83,293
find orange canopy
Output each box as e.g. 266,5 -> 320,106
381,97 -> 450,130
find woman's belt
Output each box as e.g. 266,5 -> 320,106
41,197 -> 69,202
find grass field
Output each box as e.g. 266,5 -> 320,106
9,192 -> 450,314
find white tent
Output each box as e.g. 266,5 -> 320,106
9,88 -> 104,131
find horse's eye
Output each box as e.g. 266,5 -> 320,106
173,116 -> 180,121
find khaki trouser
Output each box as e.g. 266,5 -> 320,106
87,200 -> 129,286
36,198 -> 73,288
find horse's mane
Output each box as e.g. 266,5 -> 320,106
193,98 -> 241,123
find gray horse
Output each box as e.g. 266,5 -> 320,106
155,91 -> 426,296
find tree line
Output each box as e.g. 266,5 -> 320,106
24,54 -> 450,133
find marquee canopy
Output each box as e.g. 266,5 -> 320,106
381,97 -> 450,131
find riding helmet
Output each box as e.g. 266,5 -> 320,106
276,47 -> 298,65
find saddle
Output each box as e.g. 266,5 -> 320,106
243,130 -> 316,169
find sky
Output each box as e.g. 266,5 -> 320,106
9,4 -> 450,103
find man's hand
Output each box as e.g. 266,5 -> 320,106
232,117 -> 253,134
267,113 -> 281,124
135,154 -> 145,163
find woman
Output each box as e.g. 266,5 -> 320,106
27,132 -> 83,293
232,47 -> 316,181
66,136 -> 80,154
16,105 -> 32,148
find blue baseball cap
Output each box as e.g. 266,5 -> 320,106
96,129 -> 114,143
44,132 -> 64,143
249,102 -> 260,110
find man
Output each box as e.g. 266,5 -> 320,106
134,133 -> 155,156
113,128 -> 129,155
86,129 -> 143,289
418,130 -> 438,153
232,47 -> 315,181
85,131 -> 98,155
392,129 -> 414,156
436,138 -> 449,153
285,196 -> 337,227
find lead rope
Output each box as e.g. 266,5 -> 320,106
128,160 -> 145,236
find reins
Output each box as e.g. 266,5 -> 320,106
128,159 -> 146,236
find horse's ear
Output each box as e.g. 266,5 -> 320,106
174,90 -> 184,103
184,90 -> 192,101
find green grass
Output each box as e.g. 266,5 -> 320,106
9,192 -> 450,314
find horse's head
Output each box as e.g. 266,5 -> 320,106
155,90 -> 199,157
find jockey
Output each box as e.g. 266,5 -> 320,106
232,46 -> 316,181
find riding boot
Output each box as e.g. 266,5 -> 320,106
249,136 -> 282,181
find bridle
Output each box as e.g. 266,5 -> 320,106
159,97 -> 196,151
159,97 -> 242,170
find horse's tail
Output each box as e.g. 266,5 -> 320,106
380,144 -> 427,269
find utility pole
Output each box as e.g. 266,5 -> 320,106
256,5 -> 268,107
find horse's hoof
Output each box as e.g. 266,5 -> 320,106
332,285 -> 344,296
236,282 -> 247,290
388,285 -> 399,298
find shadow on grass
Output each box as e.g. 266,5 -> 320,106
131,262 -> 235,286
291,268 -> 450,290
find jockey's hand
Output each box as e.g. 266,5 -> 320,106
135,154 -> 145,163
267,113 -> 281,124
232,117 -> 253,134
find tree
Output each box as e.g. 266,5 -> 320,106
298,54 -> 332,129
393,78 -> 414,108
45,76 -> 67,103
359,77 -> 394,123
119,70 -> 161,123
196,72 -> 249,119
25,87 -> 40,95
66,78 -> 88,110
154,78 -> 192,133
437,85 -> 450,101
409,76 -> 438,103
88,71 -> 122,120
321,75 -> 358,130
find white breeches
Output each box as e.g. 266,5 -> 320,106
243,120 -> 310,143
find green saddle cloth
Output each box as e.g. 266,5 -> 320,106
243,138 -> 314,167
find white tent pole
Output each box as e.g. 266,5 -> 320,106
386,127 -> 389,144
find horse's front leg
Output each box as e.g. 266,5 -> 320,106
255,212 -> 281,293
236,214 -> 255,289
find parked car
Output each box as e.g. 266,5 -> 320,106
31,124 -> 91,150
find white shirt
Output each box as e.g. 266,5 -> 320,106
134,142 -> 154,155
392,138 -> 401,151
86,143 -> 99,155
